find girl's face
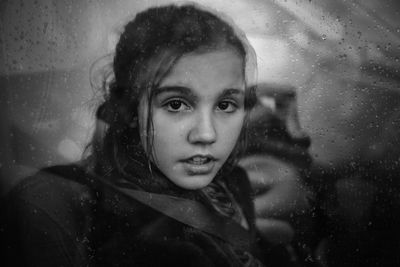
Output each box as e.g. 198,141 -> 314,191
139,48 -> 245,190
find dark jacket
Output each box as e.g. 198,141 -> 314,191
1,164 -> 263,267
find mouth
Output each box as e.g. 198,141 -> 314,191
182,155 -> 216,165
181,155 -> 216,175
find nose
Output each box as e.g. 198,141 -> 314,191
188,110 -> 217,145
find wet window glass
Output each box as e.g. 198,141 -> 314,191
1,1 -> 399,266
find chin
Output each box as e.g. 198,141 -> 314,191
173,174 -> 215,190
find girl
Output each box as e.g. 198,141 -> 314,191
2,3 -> 263,266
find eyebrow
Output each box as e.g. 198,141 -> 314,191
153,86 -> 245,99
219,88 -> 245,98
153,86 -> 195,97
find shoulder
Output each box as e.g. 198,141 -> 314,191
1,164 -> 96,265
3,164 -> 96,234
6,164 -> 95,217
8,164 -> 97,232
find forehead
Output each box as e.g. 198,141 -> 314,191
159,48 -> 245,91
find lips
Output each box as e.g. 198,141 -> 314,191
186,155 -> 213,165
181,155 -> 216,175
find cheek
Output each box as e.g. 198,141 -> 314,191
151,115 -> 185,157
218,114 -> 245,146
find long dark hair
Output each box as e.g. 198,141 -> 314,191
85,3 -> 256,217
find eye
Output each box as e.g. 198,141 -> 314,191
217,101 -> 237,113
164,99 -> 190,112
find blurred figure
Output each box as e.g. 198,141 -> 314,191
239,83 -> 317,266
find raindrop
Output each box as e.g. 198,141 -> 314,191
43,22 -> 48,34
